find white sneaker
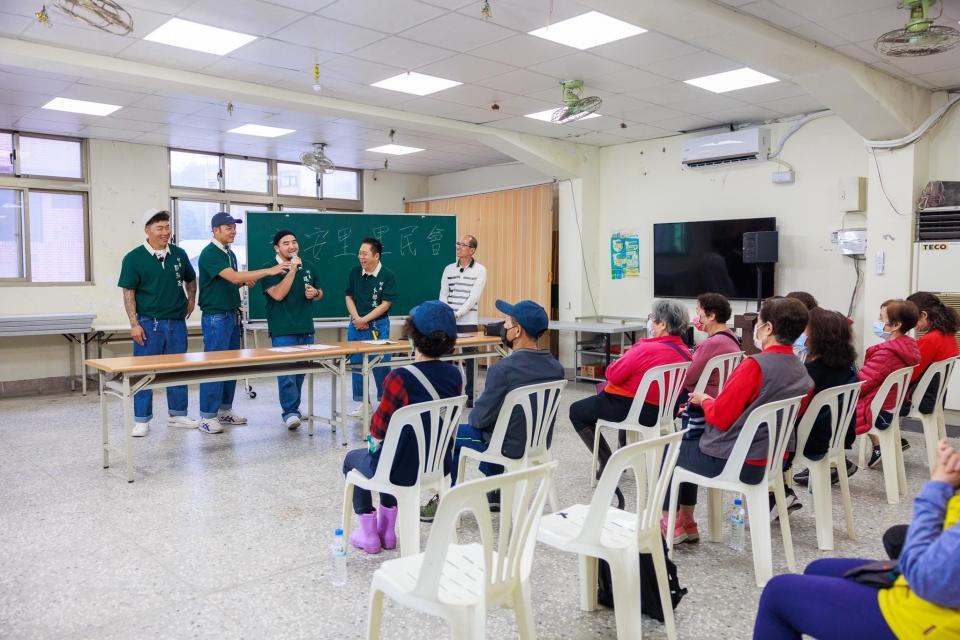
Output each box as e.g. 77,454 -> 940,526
217,410 -> 247,425
348,403 -> 372,418
198,418 -> 223,434
168,415 -> 199,429
132,422 -> 149,437
285,415 -> 302,430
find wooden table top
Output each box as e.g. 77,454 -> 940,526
85,333 -> 502,374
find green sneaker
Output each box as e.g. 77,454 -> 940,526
420,494 -> 440,522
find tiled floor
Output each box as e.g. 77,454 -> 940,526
0,376 -> 942,639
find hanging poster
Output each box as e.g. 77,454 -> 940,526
610,232 -> 640,279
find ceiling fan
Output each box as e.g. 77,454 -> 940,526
300,143 -> 335,175
875,0 -> 959,57
550,80 -> 602,124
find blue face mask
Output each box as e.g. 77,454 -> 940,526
872,320 -> 891,339
793,332 -> 808,356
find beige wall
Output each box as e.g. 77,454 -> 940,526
426,162 -> 550,198
0,140 -> 428,383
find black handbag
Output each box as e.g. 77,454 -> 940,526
843,560 -> 900,589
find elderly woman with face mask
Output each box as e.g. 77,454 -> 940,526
569,299 -> 692,488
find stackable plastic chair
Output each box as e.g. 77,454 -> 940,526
906,357 -> 958,471
538,431 -> 684,640
666,395 -> 805,587
342,395 -> 466,558
366,463 -> 557,640
690,351 -> 744,397
591,361 -> 690,486
793,382 -> 862,550
857,366 -> 913,505
458,379 -> 566,511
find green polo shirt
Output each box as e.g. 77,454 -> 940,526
260,257 -> 318,337
198,241 -> 241,314
345,264 -> 397,318
117,243 -> 195,320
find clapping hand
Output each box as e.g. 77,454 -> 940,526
689,392 -> 712,405
932,439 -> 960,488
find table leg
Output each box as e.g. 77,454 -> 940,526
100,372 -> 109,469
307,372 -> 315,437
329,368 -> 337,437
68,334 -> 77,392
81,334 -> 88,396
339,357 -> 348,446
362,354 -> 370,439
123,376 -> 134,483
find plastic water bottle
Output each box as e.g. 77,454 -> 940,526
728,497 -> 746,552
330,528 -> 347,586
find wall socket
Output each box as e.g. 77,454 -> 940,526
771,170 -> 795,184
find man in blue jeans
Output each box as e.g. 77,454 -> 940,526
260,229 -> 323,429
196,212 -> 290,434
117,209 -> 198,437
344,237 -> 397,416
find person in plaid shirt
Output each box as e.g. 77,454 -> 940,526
342,300 -> 463,555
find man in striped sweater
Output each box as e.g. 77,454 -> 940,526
439,234 -> 487,406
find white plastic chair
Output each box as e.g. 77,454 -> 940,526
666,395 -> 805,587
857,366 -> 913,505
366,462 -> 557,640
538,431 -> 684,640
792,382 -> 862,551
906,356 -> 958,472
458,380 -> 567,511
691,351 -> 745,396
342,395 -> 467,558
592,361 -> 690,486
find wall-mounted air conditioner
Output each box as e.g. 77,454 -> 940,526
681,127 -> 770,168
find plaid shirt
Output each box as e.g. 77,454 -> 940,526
369,362 -> 464,443
370,370 -> 408,442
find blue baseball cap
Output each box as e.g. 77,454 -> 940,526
495,299 -> 549,337
210,211 -> 242,229
409,300 -> 457,339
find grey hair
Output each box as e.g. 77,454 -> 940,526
651,299 -> 690,336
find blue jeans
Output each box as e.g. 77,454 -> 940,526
450,424 -> 504,485
343,448 -> 397,514
348,316 -> 391,402
199,312 -> 241,418
133,316 -> 188,422
272,333 -> 313,420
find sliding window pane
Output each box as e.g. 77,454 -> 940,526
224,157 -> 268,193
280,207 -> 320,213
19,136 -> 83,179
277,162 -> 319,197
229,204 -> 256,268
0,189 -> 24,278
170,150 -> 220,189
28,191 -> 87,282
322,169 -> 359,200
175,200 -> 220,267
0,133 -> 13,175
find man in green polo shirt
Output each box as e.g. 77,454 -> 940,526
260,229 -> 323,430
345,236 -> 397,415
117,208 -> 197,437
197,211 -> 290,435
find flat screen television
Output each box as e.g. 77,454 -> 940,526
653,217 -> 776,299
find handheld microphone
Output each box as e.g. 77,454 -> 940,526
290,251 -> 301,270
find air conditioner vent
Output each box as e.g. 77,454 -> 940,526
916,206 -> 960,241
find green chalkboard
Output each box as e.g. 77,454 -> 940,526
246,211 -> 457,321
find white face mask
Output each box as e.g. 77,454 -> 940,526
646,318 -> 655,337
872,320 -> 891,339
753,321 -> 767,350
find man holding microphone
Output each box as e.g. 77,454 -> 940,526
260,229 -> 323,430
196,211 -> 290,434
118,209 -> 198,437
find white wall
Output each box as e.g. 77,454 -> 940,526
0,141 -> 428,384
426,162 -> 550,197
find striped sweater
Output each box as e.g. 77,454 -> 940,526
439,259 -> 487,325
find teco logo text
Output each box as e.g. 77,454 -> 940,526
920,243 -> 949,251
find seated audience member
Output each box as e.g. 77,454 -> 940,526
904,291 -> 959,414
662,297 -> 813,545
682,293 -> 742,435
793,308 -> 860,487
420,299 -> 564,522
753,438 -> 960,640
785,290 -> 818,360
342,301 -> 462,555
856,299 -> 921,469
569,299 -> 691,482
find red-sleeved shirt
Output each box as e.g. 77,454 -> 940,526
912,330 -> 959,383
604,335 -> 690,402
700,344 -> 813,464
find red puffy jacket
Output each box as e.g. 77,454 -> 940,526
855,335 -> 921,435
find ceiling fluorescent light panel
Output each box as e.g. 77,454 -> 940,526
228,124 -> 295,137
366,144 -> 424,155
371,72 -> 462,96
528,11 -> 646,49
42,97 -> 122,116
684,67 -> 779,93
144,18 -> 257,55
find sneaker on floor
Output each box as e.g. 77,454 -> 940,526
347,403 -> 372,418
792,467 -> 810,486
420,494 -> 440,523
845,457 -> 859,478
132,422 -> 149,437
660,516 -> 688,546
487,490 -> 501,513
770,488 -> 802,522
285,415 -> 301,430
167,415 -> 198,429
198,418 -> 223,434
217,410 -> 247,425
900,438 -> 910,452
681,518 -> 700,543
868,445 -> 883,469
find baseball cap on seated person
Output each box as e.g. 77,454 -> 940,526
143,208 -> 170,227
210,211 -> 243,229
409,300 -> 457,339
495,299 -> 549,337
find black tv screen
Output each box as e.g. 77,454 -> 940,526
653,217 -> 776,300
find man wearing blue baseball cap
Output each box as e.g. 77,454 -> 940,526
421,298 -> 563,520
195,211 -> 291,434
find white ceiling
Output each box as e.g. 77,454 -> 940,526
0,0 -> 959,174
